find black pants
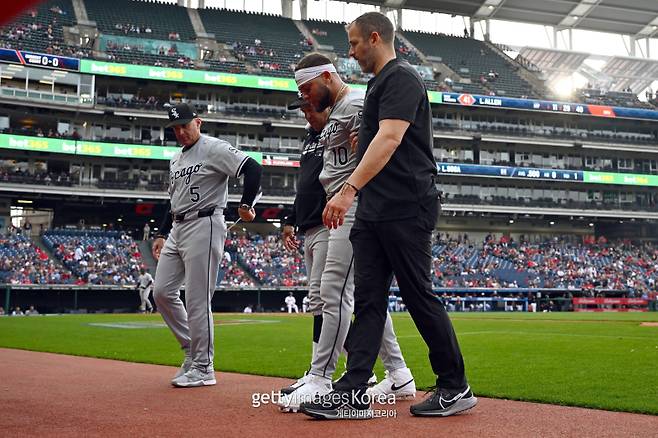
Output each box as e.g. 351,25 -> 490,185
335,202 -> 467,391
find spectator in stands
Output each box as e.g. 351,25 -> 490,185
243,304 -> 253,313
0,306 -> 4,315
25,305 -> 39,316
11,306 -> 24,316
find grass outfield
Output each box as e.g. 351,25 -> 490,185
1,312 -> 657,415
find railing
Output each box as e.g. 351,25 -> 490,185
0,87 -> 93,105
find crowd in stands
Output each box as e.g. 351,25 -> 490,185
217,252 -> 255,287
227,232 -> 306,287
0,232 -> 74,284
430,234 -> 658,297
44,231 -> 143,285
1,227 -> 656,301
0,3 -> 92,59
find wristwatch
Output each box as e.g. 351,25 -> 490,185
239,204 -> 252,211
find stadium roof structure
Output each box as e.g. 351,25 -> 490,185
519,47 -> 591,84
353,0 -> 658,38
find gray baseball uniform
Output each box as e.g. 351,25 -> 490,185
153,134 -> 249,372
311,88 -> 408,378
137,272 -> 154,312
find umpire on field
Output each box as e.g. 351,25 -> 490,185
318,12 -> 476,417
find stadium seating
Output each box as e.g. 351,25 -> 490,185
402,31 -> 538,98
226,232 -> 307,287
0,232 -> 74,284
431,235 -> 658,294
304,19 -> 349,57
2,228 -> 656,297
43,230 -> 144,285
0,0 -> 87,58
85,0 -> 196,42
199,8 -> 312,78
217,253 -> 255,287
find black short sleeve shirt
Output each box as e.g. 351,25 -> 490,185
356,58 -> 438,222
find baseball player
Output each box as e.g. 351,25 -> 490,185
278,53 -> 415,412
280,97 -> 329,381
285,292 -> 299,313
152,103 -> 262,387
137,268 -> 154,313
302,293 -> 310,313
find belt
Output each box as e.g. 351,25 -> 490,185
173,206 -> 216,222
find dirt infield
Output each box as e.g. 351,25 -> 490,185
1,348 -> 656,437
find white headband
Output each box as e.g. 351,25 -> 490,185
295,63 -> 337,87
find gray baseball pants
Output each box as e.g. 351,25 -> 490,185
139,287 -> 153,312
310,201 -> 407,378
153,210 -> 226,372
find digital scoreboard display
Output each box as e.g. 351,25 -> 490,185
0,48 -> 80,72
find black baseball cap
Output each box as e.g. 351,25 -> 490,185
165,103 -> 198,127
287,93 -> 310,110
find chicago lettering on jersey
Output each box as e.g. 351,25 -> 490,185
170,163 -> 203,185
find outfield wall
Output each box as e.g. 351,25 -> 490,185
4,285 -> 653,314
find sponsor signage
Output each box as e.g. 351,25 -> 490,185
438,92 -> 658,121
436,161 -> 658,187
0,134 -> 273,164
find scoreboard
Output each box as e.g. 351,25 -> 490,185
0,48 -> 80,71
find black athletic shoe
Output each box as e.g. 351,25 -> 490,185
410,385 -> 478,417
299,388 -> 373,420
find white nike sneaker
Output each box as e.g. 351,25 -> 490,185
277,374 -> 333,413
280,371 -> 312,395
366,367 -> 416,400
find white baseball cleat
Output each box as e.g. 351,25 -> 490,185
171,367 -> 216,387
280,371 -> 312,395
366,367 -> 416,400
277,374 -> 332,413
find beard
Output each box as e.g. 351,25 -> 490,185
313,85 -> 333,112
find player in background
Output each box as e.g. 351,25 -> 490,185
137,268 -> 154,313
152,103 -> 262,388
285,292 -> 299,313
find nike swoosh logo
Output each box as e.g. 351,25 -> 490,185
390,379 -> 414,391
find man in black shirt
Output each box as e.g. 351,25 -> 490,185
300,12 -> 476,420
278,97 -> 330,395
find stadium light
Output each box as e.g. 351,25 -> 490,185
554,77 -> 574,98
149,219 -> 155,223
549,221 -> 555,225
509,219 -> 514,224
588,223 -> 594,227
17,199 -> 32,204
